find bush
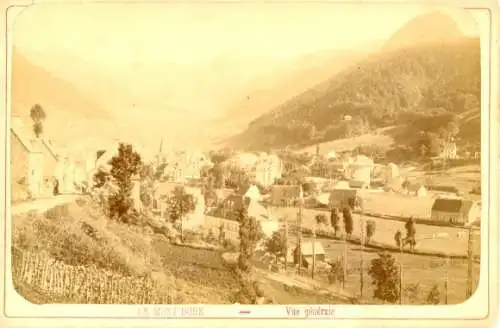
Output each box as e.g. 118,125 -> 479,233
404,282 -> 421,304
368,252 -> 400,303
426,284 -> 441,304
264,231 -> 287,262
315,214 -> 328,226
223,239 -> 239,252
327,259 -> 344,285
204,229 -> 218,245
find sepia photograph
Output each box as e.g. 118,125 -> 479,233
4,1 -> 493,317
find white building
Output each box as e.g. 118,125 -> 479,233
441,140 -> 458,160
252,153 -> 283,187
385,163 -> 400,182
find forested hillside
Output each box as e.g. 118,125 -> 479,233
228,37 -> 480,153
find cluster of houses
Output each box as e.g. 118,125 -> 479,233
10,117 -> 95,202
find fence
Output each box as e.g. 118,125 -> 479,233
12,250 -> 173,304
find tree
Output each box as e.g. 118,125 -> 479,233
107,143 -> 142,221
366,219 -> 376,244
404,218 -> 417,252
237,205 -> 265,273
264,231 -> 287,263
330,208 -> 341,237
368,252 -> 400,303
166,186 -> 197,242
139,163 -> 155,180
394,230 -> 403,251
226,167 -> 250,192
30,104 -> 46,138
210,163 -> 226,189
342,207 -> 354,240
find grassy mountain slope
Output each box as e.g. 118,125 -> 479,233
11,49 -> 118,146
227,37 -> 480,151
211,46 -> 381,137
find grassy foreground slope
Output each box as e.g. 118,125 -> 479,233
11,198 -> 355,304
11,198 -> 235,304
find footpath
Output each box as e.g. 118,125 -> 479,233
11,194 -> 81,216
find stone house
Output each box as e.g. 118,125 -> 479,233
10,117 -> 59,200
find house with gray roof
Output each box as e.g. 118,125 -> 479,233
430,197 -> 481,226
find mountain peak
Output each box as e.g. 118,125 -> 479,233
383,11 -> 464,51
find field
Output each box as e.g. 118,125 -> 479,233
404,164 -> 481,197
298,129 -> 394,154
356,191 -> 435,219
270,207 -> 480,257
296,236 -> 480,305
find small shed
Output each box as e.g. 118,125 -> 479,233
293,241 -> 326,267
431,198 -> 481,225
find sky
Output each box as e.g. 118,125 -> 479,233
14,3 -> 479,64
10,2 -> 481,150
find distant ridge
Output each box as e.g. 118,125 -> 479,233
383,11 -> 464,51
11,48 -> 117,146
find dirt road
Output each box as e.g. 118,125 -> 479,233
11,195 -> 80,216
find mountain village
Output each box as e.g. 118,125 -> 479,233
10,8 -> 483,307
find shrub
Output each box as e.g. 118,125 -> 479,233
404,282 -> 421,304
223,239 -> 239,252
205,229 -> 218,245
368,252 -> 400,303
327,259 -> 344,285
315,214 -> 328,226
426,284 -> 441,304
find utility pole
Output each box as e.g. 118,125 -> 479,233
399,261 -> 403,305
466,226 -> 474,298
399,245 -> 403,305
297,203 -> 303,275
296,185 -> 304,276
359,204 -> 365,299
444,269 -> 449,304
343,232 -> 348,291
284,200 -> 289,272
312,222 -> 316,279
